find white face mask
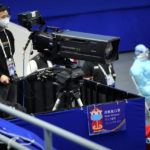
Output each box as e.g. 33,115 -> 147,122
0,17 -> 10,29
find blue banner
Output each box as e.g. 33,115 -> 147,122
87,101 -> 126,136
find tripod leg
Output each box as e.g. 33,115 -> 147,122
52,98 -> 61,111
71,90 -> 83,107
71,89 -> 83,107
52,92 -> 64,111
76,98 -> 83,107
71,101 -> 75,107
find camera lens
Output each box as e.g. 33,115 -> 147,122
105,42 -> 113,60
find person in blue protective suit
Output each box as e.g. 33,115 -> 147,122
130,44 -> 150,114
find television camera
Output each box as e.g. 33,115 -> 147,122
18,11 -> 120,111
18,11 -> 120,64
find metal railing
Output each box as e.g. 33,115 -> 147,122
0,133 -> 29,150
0,103 -> 110,150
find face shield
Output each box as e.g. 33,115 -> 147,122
135,44 -> 149,60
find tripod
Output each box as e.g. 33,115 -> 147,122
52,88 -> 83,111
52,67 -> 84,111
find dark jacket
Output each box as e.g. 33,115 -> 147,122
0,29 -> 15,77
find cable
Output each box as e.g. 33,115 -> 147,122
22,39 -> 31,107
7,136 -> 19,150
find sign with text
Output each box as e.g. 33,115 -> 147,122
87,101 -> 126,136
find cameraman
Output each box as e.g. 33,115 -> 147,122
0,4 -> 17,103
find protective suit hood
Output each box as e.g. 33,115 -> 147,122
135,44 -> 149,60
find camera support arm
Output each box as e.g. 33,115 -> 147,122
44,26 -> 60,32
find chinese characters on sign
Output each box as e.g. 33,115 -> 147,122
87,101 -> 126,136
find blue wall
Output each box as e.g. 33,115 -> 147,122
3,0 -> 150,52
11,98 -> 146,150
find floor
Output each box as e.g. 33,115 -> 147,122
113,51 -> 137,94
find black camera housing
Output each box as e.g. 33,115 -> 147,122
18,11 -> 120,64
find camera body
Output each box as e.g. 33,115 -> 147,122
31,30 -> 119,64
18,11 -> 120,64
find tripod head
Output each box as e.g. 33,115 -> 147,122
55,67 -> 84,90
